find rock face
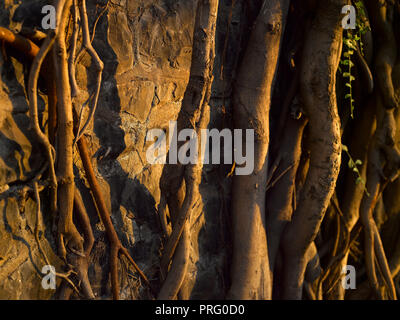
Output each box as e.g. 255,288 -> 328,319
0,0 -> 245,299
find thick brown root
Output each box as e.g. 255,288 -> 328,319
158,0 -> 219,299
228,0 -> 290,300
281,0 -> 344,299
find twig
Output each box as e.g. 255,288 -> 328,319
266,162 -> 296,192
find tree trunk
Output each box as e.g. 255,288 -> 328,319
281,0 -> 344,299
228,0 -> 290,300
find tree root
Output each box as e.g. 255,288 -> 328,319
366,0 -> 398,110
32,181 -> 80,295
58,189 -> 95,299
0,26 -> 58,213
0,2 -> 146,300
53,0 -> 86,267
0,23 -> 96,300
266,114 -> 307,274
158,225 -> 190,299
358,98 -> 399,299
281,0 -> 344,299
158,0 -> 219,300
73,0 -> 104,145
328,86 -> 377,299
304,242 -> 323,300
228,0 -> 290,300
75,129 -> 151,299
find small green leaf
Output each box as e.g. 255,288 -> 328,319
342,144 -> 348,152
344,40 -> 356,49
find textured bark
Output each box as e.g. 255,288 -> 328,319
304,242 -> 323,300
281,0 -> 344,299
76,132 -> 150,299
228,0 -> 290,300
60,189 -> 95,299
53,0 -> 84,262
359,104 -> 398,300
158,0 -> 219,299
266,115 -> 307,273
329,93 -> 376,299
2,0 -> 400,301
366,0 -> 398,110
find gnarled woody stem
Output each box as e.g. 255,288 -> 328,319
281,0 -> 344,299
75,127 -> 151,299
158,0 -> 219,299
53,0 -> 85,263
228,0 -> 290,300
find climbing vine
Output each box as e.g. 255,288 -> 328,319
342,144 -> 369,196
340,0 -> 370,118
